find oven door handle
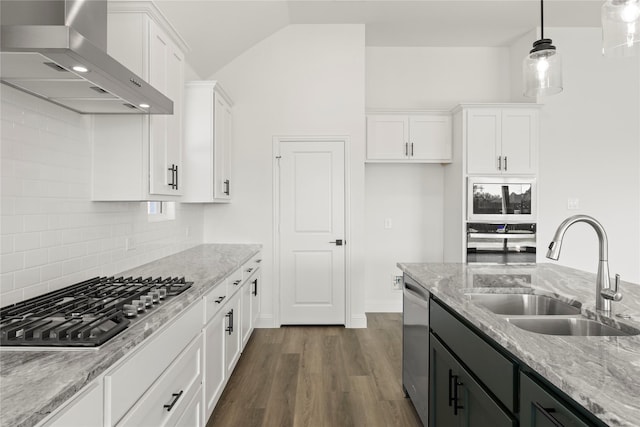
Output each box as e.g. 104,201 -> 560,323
404,282 -> 429,307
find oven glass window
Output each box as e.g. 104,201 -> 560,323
472,184 -> 531,215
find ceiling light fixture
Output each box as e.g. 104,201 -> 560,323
602,0 -> 640,57
523,0 -> 563,97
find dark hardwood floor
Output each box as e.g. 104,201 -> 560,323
206,313 -> 422,427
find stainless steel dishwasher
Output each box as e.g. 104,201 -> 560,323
402,274 -> 429,426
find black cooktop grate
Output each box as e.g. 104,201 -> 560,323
0,276 -> 192,347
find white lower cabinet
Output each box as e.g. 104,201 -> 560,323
203,308 -> 226,417
43,381 -> 103,427
117,335 -> 202,427
224,291 -> 242,377
174,385 -> 203,427
105,299 -> 203,426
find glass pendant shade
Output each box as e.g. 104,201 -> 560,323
523,39 -> 563,97
602,0 -> 640,57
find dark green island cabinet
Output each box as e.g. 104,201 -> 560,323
427,296 -> 607,427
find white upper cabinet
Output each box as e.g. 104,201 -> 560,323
92,2 -> 188,201
366,112 -> 452,163
466,107 -> 539,175
183,81 -> 234,203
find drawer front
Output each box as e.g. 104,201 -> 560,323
227,268 -> 243,297
203,280 -> 228,324
430,299 -> 516,412
242,253 -> 262,282
117,335 -> 203,427
520,373 -> 591,427
105,299 -> 203,425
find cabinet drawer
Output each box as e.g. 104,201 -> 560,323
105,299 -> 203,425
430,299 -> 517,412
242,254 -> 262,282
203,281 -> 228,325
117,335 -> 202,427
227,268 -> 243,296
520,373 -> 591,427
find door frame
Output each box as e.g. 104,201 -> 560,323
272,135 -> 352,327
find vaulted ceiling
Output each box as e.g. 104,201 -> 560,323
155,1 -> 603,79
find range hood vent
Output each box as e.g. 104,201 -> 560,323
0,0 -> 172,115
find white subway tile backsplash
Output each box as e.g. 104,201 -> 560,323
1,85 -> 204,305
1,253 -> 24,273
24,248 -> 48,268
14,232 -> 41,252
14,267 -> 40,289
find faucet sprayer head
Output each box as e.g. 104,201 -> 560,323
546,240 -> 562,260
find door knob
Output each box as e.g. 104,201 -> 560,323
329,239 -> 344,246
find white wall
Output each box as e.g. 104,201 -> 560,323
202,24 -> 366,327
365,46 -> 512,311
510,28 -> 640,284
0,86 -> 204,306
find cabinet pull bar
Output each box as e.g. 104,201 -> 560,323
411,142 -> 414,157
163,390 -> 183,412
226,309 -> 234,335
498,156 -> 502,170
233,280 -> 241,286
252,278 -> 258,296
215,295 -> 226,304
532,402 -> 563,427
504,156 -> 508,171
452,377 -> 463,415
448,369 -> 455,407
405,142 -> 408,156
224,179 -> 230,196
175,165 -> 179,190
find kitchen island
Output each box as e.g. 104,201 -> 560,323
0,243 -> 261,427
399,262 -> 640,427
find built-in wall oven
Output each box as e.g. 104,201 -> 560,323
402,275 -> 429,426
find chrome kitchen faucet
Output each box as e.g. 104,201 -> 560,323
546,215 -> 623,314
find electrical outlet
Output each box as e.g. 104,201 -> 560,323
384,218 -> 393,229
392,275 -> 403,290
567,198 -> 580,210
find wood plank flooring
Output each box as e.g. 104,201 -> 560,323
206,313 -> 422,427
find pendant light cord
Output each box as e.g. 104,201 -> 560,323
540,0 -> 544,40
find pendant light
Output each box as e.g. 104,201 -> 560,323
523,0 -> 563,97
602,0 -> 640,57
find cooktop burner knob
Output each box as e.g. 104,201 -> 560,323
140,295 -> 153,308
123,304 -> 138,318
158,288 -> 167,300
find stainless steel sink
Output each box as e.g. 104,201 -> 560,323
468,293 -> 581,316
506,317 -> 640,337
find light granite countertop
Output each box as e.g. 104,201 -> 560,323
398,262 -> 640,427
0,243 -> 261,427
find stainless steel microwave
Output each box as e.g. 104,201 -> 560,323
467,177 -> 536,222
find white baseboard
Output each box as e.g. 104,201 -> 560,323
365,299 -> 403,313
254,314 -> 274,328
349,313 -> 367,328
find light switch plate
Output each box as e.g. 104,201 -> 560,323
567,198 -> 580,210
384,218 -> 393,229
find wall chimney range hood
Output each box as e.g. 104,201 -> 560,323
0,0 -> 173,114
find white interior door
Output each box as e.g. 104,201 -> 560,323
278,139 -> 346,325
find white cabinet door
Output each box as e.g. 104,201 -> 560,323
203,309 -> 226,420
466,108 -> 538,175
410,114 -> 452,161
251,271 -> 261,328
241,277 -> 252,349
501,109 -> 538,175
183,81 -> 234,203
224,291 -> 241,377
466,108 -> 502,174
44,381 -> 103,427
213,92 -> 232,200
366,115 -> 409,160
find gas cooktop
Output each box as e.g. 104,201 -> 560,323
0,276 -> 192,348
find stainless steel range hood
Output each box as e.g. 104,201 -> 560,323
0,0 -> 172,114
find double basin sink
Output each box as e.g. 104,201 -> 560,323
468,293 -> 639,337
